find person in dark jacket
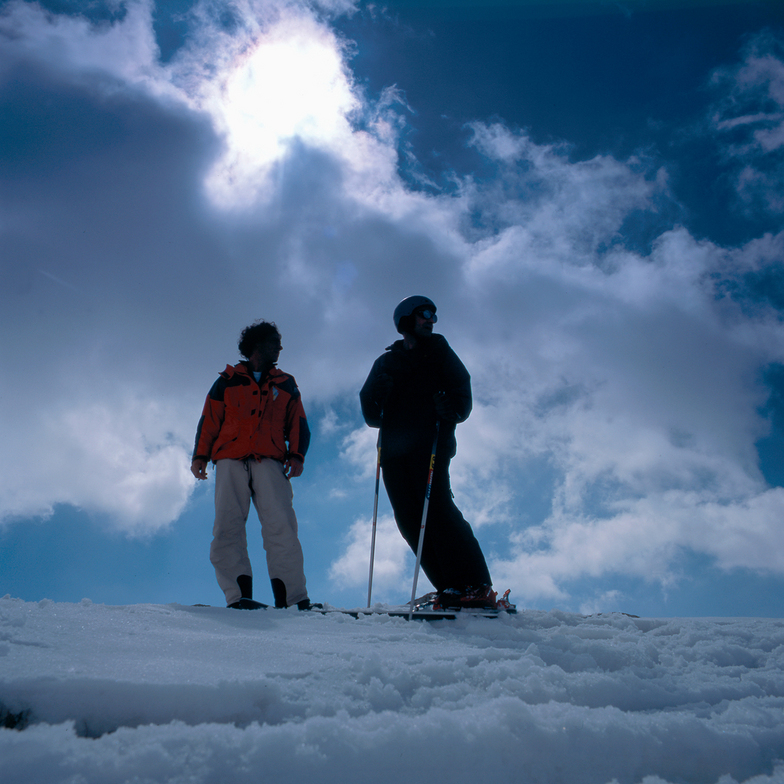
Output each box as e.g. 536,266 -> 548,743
192,320 -> 318,611
360,296 -> 498,610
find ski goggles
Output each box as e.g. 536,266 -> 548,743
415,308 -> 437,322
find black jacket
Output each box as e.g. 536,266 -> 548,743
360,334 -> 472,460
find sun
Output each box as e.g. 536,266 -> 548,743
204,13 -> 358,207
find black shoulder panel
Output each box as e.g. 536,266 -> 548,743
276,375 -> 300,399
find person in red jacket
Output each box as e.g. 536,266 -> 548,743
191,320 -> 318,611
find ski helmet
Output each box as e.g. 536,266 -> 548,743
393,295 -> 437,334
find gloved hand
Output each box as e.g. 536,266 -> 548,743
434,391 -> 459,422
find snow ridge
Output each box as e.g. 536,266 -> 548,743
2,597 -> 784,784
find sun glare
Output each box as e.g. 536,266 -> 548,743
204,15 -> 357,206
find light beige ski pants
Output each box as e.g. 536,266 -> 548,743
210,458 -> 307,607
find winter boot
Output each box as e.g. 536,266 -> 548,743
228,598 -> 267,610
271,578 -> 288,609
228,575 -> 267,608
434,585 -> 498,611
297,599 -> 324,611
496,589 -> 517,611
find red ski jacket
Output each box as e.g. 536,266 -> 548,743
193,362 -> 310,465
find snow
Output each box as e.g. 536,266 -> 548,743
2,596 -> 784,784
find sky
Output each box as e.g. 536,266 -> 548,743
3,598 -> 784,784
2,0 -> 784,617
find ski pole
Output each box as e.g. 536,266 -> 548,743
367,430 -> 382,608
409,421 -> 440,619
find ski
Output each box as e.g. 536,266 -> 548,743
312,606 -> 515,621
311,590 -> 517,621
191,600 -> 269,610
189,589 -> 516,620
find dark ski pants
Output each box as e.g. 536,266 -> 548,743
381,453 -> 491,592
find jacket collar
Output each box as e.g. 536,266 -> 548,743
385,333 -> 446,353
222,362 -> 283,384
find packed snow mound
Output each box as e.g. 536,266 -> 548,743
1,596 -> 784,784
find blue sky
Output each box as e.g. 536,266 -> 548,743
3,0 -> 784,616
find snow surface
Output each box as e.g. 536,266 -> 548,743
2,596 -> 784,784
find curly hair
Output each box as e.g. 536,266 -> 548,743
238,320 -> 281,359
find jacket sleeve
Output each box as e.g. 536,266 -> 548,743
192,377 -> 226,461
359,355 -> 387,428
283,379 -> 311,462
438,343 -> 472,424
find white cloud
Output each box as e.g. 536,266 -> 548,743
711,31 -> 784,213
339,425 -> 379,482
445,211 -> 784,600
328,514 -> 423,601
0,393 -> 194,535
193,9 -> 361,206
0,0 -> 173,98
490,485 -> 784,606
3,0 -> 784,611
